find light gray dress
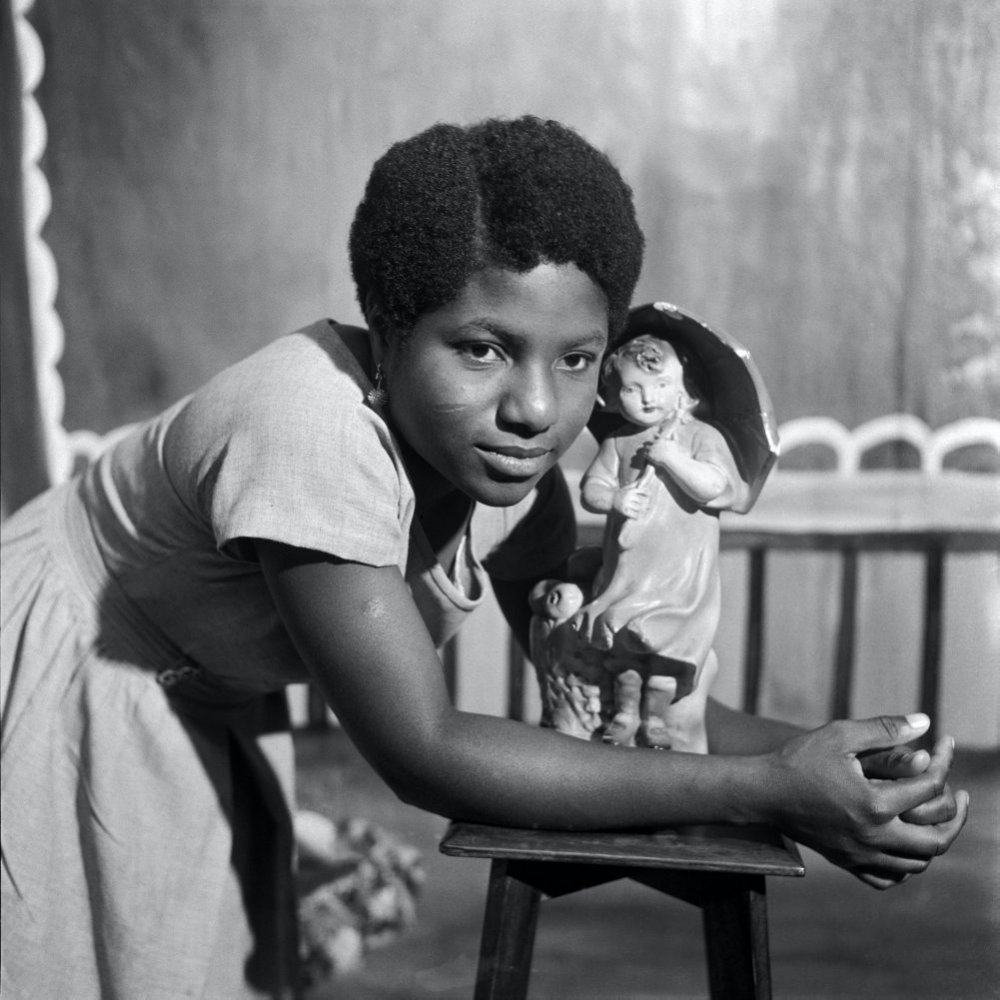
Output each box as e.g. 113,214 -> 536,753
0,321 -> 573,999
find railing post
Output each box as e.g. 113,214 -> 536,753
919,545 -> 945,738
831,547 -> 858,720
507,640 -> 526,722
742,548 -> 767,715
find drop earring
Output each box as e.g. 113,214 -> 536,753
366,364 -> 388,409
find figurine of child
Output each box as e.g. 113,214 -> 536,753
541,333 -> 748,752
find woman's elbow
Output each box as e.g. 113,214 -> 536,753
359,719 -> 463,815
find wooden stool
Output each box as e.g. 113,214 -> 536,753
440,821 -> 804,1000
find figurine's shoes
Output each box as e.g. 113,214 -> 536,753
640,730 -> 673,750
601,714 -> 641,746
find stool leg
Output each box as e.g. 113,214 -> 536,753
474,859 -> 541,1000
702,877 -> 771,1000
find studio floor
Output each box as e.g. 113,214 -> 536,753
294,729 -> 999,1000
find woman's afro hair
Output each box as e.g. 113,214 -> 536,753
349,116 -> 644,338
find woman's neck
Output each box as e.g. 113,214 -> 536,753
341,320 -> 472,566
418,490 -> 473,570
392,431 -> 472,566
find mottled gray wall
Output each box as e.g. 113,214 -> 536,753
28,0 -> 999,438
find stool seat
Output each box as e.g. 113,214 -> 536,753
441,821 -> 805,874
440,822 -> 804,1000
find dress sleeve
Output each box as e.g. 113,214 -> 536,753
479,467 -> 578,582
165,329 -> 413,567
691,422 -> 750,512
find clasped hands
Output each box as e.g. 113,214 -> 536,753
770,713 -> 969,890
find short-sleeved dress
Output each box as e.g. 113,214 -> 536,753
0,321 -> 574,1000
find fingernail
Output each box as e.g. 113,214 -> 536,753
906,713 -> 930,731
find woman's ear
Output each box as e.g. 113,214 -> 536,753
365,305 -> 391,367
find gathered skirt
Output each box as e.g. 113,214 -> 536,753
1,483 -> 299,999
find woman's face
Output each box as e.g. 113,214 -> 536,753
379,262 -> 608,507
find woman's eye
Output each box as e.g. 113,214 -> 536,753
559,352 -> 596,373
459,343 -> 504,365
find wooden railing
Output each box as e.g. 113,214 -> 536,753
484,471 -> 1000,741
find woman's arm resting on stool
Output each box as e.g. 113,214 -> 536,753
257,540 -> 968,888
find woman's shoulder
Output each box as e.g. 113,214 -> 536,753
217,319 -> 369,399
159,318 -> 400,500
161,320 -> 413,562
171,321 -> 375,442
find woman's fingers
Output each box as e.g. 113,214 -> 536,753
771,716 -> 970,890
833,713 -> 932,755
908,736 -> 956,816
828,790 -> 970,890
855,872 -> 909,890
815,842 -> 930,888
860,765 -> 946,821
900,783 -> 958,824
860,745 -> 931,778
862,735 -> 960,825
871,789 -> 970,861
855,735 -> 962,822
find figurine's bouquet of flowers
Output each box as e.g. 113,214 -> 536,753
296,812 -> 425,988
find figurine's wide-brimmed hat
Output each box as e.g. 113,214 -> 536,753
591,301 -> 780,513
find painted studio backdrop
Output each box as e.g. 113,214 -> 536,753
4,1 -> 999,739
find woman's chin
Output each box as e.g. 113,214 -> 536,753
466,472 -> 545,507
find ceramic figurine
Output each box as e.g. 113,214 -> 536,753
528,579 -> 603,740
530,303 -> 779,753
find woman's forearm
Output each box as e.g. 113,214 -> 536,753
372,700 -> 967,895
261,545 -> 772,830
376,705 -> 773,830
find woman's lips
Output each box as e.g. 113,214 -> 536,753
475,444 -> 552,478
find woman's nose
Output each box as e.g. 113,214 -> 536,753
498,367 -> 557,434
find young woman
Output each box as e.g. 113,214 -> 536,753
1,116 -> 967,999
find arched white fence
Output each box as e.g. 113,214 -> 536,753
777,414 -> 1000,474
